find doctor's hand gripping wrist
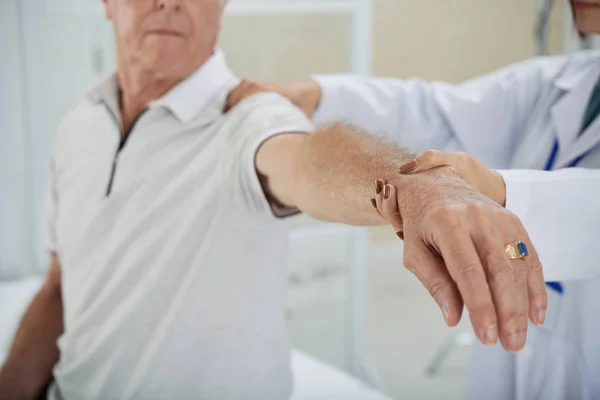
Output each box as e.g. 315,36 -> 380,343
401,150 -> 508,206
373,167 -> 546,353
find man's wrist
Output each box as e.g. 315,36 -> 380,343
391,168 -> 468,219
492,171 -> 507,207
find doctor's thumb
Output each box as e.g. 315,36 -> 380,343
399,150 -> 459,176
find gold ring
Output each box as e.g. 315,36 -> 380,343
504,241 -> 529,260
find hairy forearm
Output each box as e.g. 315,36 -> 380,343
0,285 -> 63,399
292,123 -> 415,225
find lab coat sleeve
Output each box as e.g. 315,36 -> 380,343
313,56 -> 567,168
499,168 -> 600,281
313,74 -> 458,154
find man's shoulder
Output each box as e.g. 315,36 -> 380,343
53,98 -> 104,144
226,91 -> 313,133
231,91 -> 300,114
58,98 -> 102,132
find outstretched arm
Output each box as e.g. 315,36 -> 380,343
256,122 -> 415,225
228,82 -> 547,354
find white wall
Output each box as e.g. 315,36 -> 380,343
3,1 -> 117,278
0,0 -> 31,279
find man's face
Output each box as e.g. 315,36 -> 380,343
572,1 -> 600,34
103,0 -> 225,78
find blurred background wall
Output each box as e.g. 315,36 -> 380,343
221,0 -> 568,81
0,1 -> 32,279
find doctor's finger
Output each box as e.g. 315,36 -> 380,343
472,223 -> 528,353
404,239 -> 464,326
225,80 -> 249,111
226,80 -> 265,111
374,179 -> 386,216
234,82 -> 263,103
380,184 -> 404,237
435,227 -> 499,347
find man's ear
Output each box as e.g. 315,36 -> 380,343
103,0 -> 114,20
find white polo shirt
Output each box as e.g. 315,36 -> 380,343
45,51 -> 314,400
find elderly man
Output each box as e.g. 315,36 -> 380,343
0,0 -> 545,399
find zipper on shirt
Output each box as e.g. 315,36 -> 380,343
104,106 -> 148,196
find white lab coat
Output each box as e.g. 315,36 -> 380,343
312,50 -> 600,400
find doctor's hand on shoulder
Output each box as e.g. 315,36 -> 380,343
225,79 -> 320,117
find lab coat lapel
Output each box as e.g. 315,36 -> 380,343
552,61 -> 600,169
561,104 -> 600,168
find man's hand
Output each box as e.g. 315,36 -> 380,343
372,171 -> 547,353
225,79 -> 321,117
400,150 -> 507,206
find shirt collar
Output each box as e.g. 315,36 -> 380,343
151,49 -> 237,123
554,53 -> 600,92
87,49 -> 238,124
87,74 -> 120,117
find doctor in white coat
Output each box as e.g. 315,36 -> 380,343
226,1 -> 600,398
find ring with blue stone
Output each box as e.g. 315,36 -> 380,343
504,241 -> 529,260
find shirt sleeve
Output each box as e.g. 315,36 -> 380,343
311,56 -> 568,169
498,168 -> 600,282
45,156 -> 59,254
226,92 -> 315,219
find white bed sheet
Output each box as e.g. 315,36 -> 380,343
0,278 -> 391,400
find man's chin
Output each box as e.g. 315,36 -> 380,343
140,54 -> 189,79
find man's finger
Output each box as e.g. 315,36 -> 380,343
472,222 -> 528,353
518,230 -> 547,326
404,239 -> 464,326
510,258 -> 530,347
435,223 -> 499,346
